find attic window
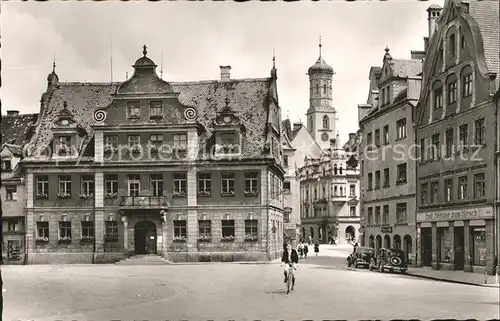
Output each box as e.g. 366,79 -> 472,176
127,102 -> 140,119
1,160 -> 12,171
149,101 -> 163,119
217,132 -> 240,155
57,136 -> 72,156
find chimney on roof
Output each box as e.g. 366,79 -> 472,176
293,123 -> 302,131
220,66 -> 231,82
427,5 -> 442,39
7,110 -> 19,117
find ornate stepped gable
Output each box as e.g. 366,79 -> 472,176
24,49 -> 280,162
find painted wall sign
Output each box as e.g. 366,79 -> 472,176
284,223 -> 296,230
417,207 -> 493,222
381,226 -> 392,233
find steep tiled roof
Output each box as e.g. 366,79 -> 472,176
26,78 -> 274,160
391,59 -> 422,78
1,113 -> 38,148
282,119 -> 292,140
468,0 -> 500,75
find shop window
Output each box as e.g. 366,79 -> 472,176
7,240 -> 21,261
198,173 -> 212,195
105,221 -> 118,242
198,220 -> 211,240
173,173 -> 187,196
471,227 -> 486,266
221,220 -> 235,239
437,227 -> 451,263
173,220 -> 187,239
221,172 -> 235,196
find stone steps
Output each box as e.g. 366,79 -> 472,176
115,255 -> 172,265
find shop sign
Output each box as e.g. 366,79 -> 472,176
380,226 -> 392,233
417,207 -> 493,222
284,223 -> 296,230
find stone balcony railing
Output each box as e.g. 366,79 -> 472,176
119,196 -> 170,208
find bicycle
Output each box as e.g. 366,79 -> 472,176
285,262 -> 298,294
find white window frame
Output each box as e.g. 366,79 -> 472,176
221,173 -> 235,194
173,173 -> 187,194
150,174 -> 163,196
128,174 -> 140,197
58,175 -> 72,196
198,173 -> 211,193
244,172 -> 258,193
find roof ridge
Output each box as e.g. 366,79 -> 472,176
58,78 -> 271,87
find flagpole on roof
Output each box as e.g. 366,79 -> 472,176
109,32 -> 113,84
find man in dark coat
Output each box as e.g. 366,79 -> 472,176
281,243 -> 299,283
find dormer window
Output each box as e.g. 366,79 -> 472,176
127,102 -> 140,119
213,102 -> 244,157
1,159 -> 12,171
220,132 -> 239,154
57,136 -> 72,156
149,101 -> 163,119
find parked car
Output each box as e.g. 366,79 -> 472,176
346,246 -> 376,268
369,248 -> 408,273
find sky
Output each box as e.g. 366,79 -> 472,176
2,0 -> 443,144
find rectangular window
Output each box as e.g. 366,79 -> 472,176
283,155 -> 288,167
397,163 -> 407,184
198,173 -> 211,195
244,172 -> 258,193
149,101 -> 163,118
59,221 -> 72,240
445,179 -> 453,202
128,174 -> 140,197
245,219 -> 258,237
57,135 -> 72,156
471,227 -> 486,266
173,173 -> 187,195
383,168 -> 390,188
445,128 -> 454,157
396,203 -> 407,223
221,220 -> 235,238
474,173 -> 485,198
81,175 -> 94,197
431,133 -> 440,160
58,175 -> 72,197
421,183 -> 428,205
1,159 -> 12,171
459,124 -> 468,150
430,182 -> 439,203
458,176 -> 468,200
5,185 -> 17,201
350,206 -> 356,217
447,81 -> 457,104
37,222 -> 49,240
396,118 -> 407,139
375,206 -> 381,225
284,181 -> 291,194
104,135 -> 118,152
381,88 -> 385,106
150,174 -> 163,196
474,118 -> 485,146
105,221 -> 119,242
367,173 -> 373,190
434,87 -> 443,109
221,173 -> 235,195
128,135 -> 141,148
127,102 -> 140,118
220,132 -> 239,154
149,134 -> 163,149
173,134 -> 187,151
367,207 -> 373,226
105,175 -> 118,196
349,184 -> 356,197
36,175 -> 49,198
367,132 -> 373,147
198,220 -> 211,239
173,220 -> 187,239
420,138 -> 426,161
382,205 -> 389,225
383,125 -> 389,145
81,221 -> 94,239
462,74 -> 472,97
374,129 -> 380,147
374,170 -> 380,189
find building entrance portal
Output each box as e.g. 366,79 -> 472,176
134,221 -> 157,254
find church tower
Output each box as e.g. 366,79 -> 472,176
306,40 -> 337,150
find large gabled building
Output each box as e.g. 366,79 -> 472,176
415,0 -> 499,275
19,47 -> 286,264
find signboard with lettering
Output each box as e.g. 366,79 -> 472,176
417,207 -> 493,222
381,226 -> 392,233
284,223 -> 296,230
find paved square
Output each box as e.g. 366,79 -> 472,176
3,255 -> 499,320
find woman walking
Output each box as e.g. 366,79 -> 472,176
303,242 -> 309,258
314,241 -> 319,256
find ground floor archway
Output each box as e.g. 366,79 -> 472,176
376,235 -> 382,250
403,234 -> 412,263
393,234 -> 401,249
345,225 -> 355,242
384,235 -> 391,249
369,235 -> 375,248
309,227 -> 314,240
134,220 -> 157,254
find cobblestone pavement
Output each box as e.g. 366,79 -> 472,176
4,253 -> 499,321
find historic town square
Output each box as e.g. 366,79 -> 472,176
1,0 -> 499,319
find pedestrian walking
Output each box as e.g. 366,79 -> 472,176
303,242 -> 309,258
314,241 -> 319,256
297,242 -> 303,258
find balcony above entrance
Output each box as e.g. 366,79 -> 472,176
330,194 -> 348,203
119,196 -> 170,209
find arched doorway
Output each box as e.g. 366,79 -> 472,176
384,235 -> 391,249
369,235 -> 375,248
134,221 -> 157,254
310,227 -> 314,240
393,235 -> 401,249
345,226 -> 355,242
404,235 -> 412,263
301,227 -> 306,240
376,235 -> 382,250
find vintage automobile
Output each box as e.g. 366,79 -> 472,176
346,246 -> 376,268
369,248 -> 408,273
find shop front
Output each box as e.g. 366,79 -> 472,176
416,206 -> 496,275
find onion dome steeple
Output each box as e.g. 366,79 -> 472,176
308,38 -> 334,75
